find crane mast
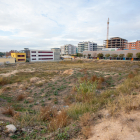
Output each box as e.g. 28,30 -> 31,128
106,18 -> 109,48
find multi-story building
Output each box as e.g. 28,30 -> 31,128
11,53 -> 26,62
126,40 -> 140,50
103,37 -> 128,50
30,50 -> 54,62
78,41 -> 97,53
61,44 -> 76,55
51,48 -> 60,60
22,49 -> 54,62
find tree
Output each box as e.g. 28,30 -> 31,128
88,54 -> 91,58
126,53 -> 133,60
0,52 -> 5,57
119,54 -> 124,58
97,53 -> 103,58
77,53 -> 83,57
111,54 -> 118,59
105,54 -> 110,58
136,53 -> 140,60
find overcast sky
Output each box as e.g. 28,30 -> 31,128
0,0 -> 140,52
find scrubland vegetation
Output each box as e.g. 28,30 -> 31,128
0,59 -> 140,139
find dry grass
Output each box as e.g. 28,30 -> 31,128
40,106 -> 57,121
90,75 -> 98,82
128,73 -> 134,79
81,126 -> 91,138
48,110 -> 69,131
79,112 -> 91,126
16,94 -> 25,101
2,106 -> 15,117
80,75 -> 88,82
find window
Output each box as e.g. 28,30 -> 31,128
38,55 -> 53,57
32,58 -> 36,60
18,59 -> 25,61
38,58 -> 53,60
31,51 -> 36,53
32,55 -> 36,57
38,51 -> 53,53
18,55 -> 25,57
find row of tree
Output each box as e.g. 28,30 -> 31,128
96,52 -> 140,59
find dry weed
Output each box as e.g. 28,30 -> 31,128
80,75 -> 88,82
13,112 -> 21,120
128,73 -> 134,79
40,106 -> 57,121
16,94 -> 25,101
97,82 -> 102,89
49,110 -> 69,131
90,75 -> 98,82
81,126 -> 91,139
79,112 -> 91,126
2,106 -> 15,117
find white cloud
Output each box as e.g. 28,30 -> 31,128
0,0 -> 140,51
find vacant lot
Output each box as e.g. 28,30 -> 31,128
0,60 -> 140,140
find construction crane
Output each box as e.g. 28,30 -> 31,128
106,18 -> 109,48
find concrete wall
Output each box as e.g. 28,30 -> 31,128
0,58 -> 15,64
83,50 -> 140,58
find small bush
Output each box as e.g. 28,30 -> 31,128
49,110 -> 69,131
90,75 -> 98,82
76,60 -> 83,63
16,94 -> 25,101
2,106 -> 15,117
40,106 -> 57,121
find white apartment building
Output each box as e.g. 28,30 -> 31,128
61,44 -> 76,55
78,41 -> 97,53
30,50 -> 54,62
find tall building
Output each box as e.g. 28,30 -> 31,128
78,41 -> 97,53
103,37 -> 128,50
61,44 -> 76,55
126,40 -> 140,50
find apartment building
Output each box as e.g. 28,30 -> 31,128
78,41 -> 97,53
61,44 -> 76,55
11,53 -> 26,62
126,40 -> 140,50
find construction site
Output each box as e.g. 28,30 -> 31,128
103,37 -> 128,50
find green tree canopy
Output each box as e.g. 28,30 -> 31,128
0,52 -> 5,57
126,53 -> 133,58
97,53 -> 103,58
119,54 -> 124,58
136,53 -> 140,59
111,54 -> 118,58
105,54 -> 110,58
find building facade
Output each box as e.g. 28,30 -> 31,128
103,37 -> 128,50
78,41 -> 97,53
30,50 -> 54,62
11,53 -> 26,62
61,44 -> 76,55
126,40 -> 140,50
51,48 -> 60,60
